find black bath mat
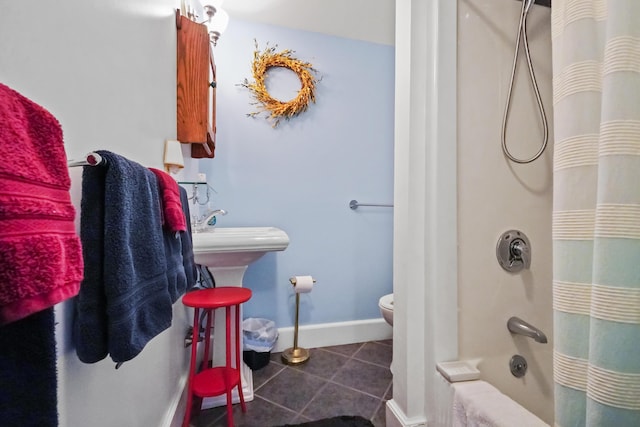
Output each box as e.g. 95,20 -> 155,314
275,415 -> 374,427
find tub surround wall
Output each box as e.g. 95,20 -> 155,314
390,0 -> 552,425
457,0 -> 554,423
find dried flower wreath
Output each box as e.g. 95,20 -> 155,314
239,41 -> 318,128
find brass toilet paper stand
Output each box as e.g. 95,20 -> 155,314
281,276 -> 316,365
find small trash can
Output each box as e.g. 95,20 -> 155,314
242,318 -> 278,370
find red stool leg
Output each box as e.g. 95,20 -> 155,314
201,309 -> 213,371
235,303 -> 247,412
225,305 -> 234,427
183,307 -> 200,427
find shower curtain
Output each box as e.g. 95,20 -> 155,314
551,1 -> 640,426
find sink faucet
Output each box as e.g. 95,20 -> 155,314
507,316 -> 548,343
203,209 -> 227,226
194,209 -> 227,231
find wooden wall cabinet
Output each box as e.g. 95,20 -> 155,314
176,12 -> 216,158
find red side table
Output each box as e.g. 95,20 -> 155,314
182,287 -> 252,427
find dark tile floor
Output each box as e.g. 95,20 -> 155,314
191,340 -> 393,427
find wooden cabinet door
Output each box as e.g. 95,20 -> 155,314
177,14 -> 215,158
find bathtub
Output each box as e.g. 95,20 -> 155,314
433,373 -> 549,427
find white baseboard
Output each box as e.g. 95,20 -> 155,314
273,318 -> 392,352
160,372 -> 189,427
386,399 -> 427,427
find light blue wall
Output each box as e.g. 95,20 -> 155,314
201,20 -> 395,328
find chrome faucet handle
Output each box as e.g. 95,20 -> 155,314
510,238 -> 530,269
497,230 -> 531,273
193,208 -> 227,232
203,208 -> 227,226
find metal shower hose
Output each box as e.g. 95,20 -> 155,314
501,0 -> 549,164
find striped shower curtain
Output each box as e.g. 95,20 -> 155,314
551,1 -> 640,426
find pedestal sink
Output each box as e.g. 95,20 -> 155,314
190,226 -> 289,408
192,226 -> 290,286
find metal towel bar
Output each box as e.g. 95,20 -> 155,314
67,152 -> 104,167
349,199 -> 394,210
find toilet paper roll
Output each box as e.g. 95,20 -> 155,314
293,276 -> 314,294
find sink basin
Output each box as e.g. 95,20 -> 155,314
192,226 -> 290,271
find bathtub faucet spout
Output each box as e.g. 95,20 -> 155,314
507,316 -> 548,343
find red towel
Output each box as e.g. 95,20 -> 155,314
149,168 -> 187,233
0,83 -> 83,325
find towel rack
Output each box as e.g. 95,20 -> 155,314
67,152 -> 104,167
349,199 -> 394,210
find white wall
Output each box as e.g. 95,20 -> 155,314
457,0 -> 554,423
223,0 -> 395,46
0,1 -> 191,426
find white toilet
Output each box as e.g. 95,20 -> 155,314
378,293 -> 394,326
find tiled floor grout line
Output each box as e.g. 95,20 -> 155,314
292,378 -> 332,421
316,348 -> 392,370
365,380 -> 393,425
203,407 -> 225,426
324,377 -> 391,401
331,342 -> 389,420
319,343 -> 366,359
371,398 -> 387,424
349,342 -> 391,422
351,356 -> 392,369
250,394 -> 301,417
371,380 -> 394,423
253,364 -> 287,393
383,380 -> 393,398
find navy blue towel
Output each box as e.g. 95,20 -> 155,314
158,184 -> 196,302
74,151 -> 173,364
162,210 -> 188,303
0,308 -> 57,427
179,186 -> 197,293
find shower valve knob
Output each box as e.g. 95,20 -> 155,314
497,230 -> 531,273
510,239 -> 530,268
